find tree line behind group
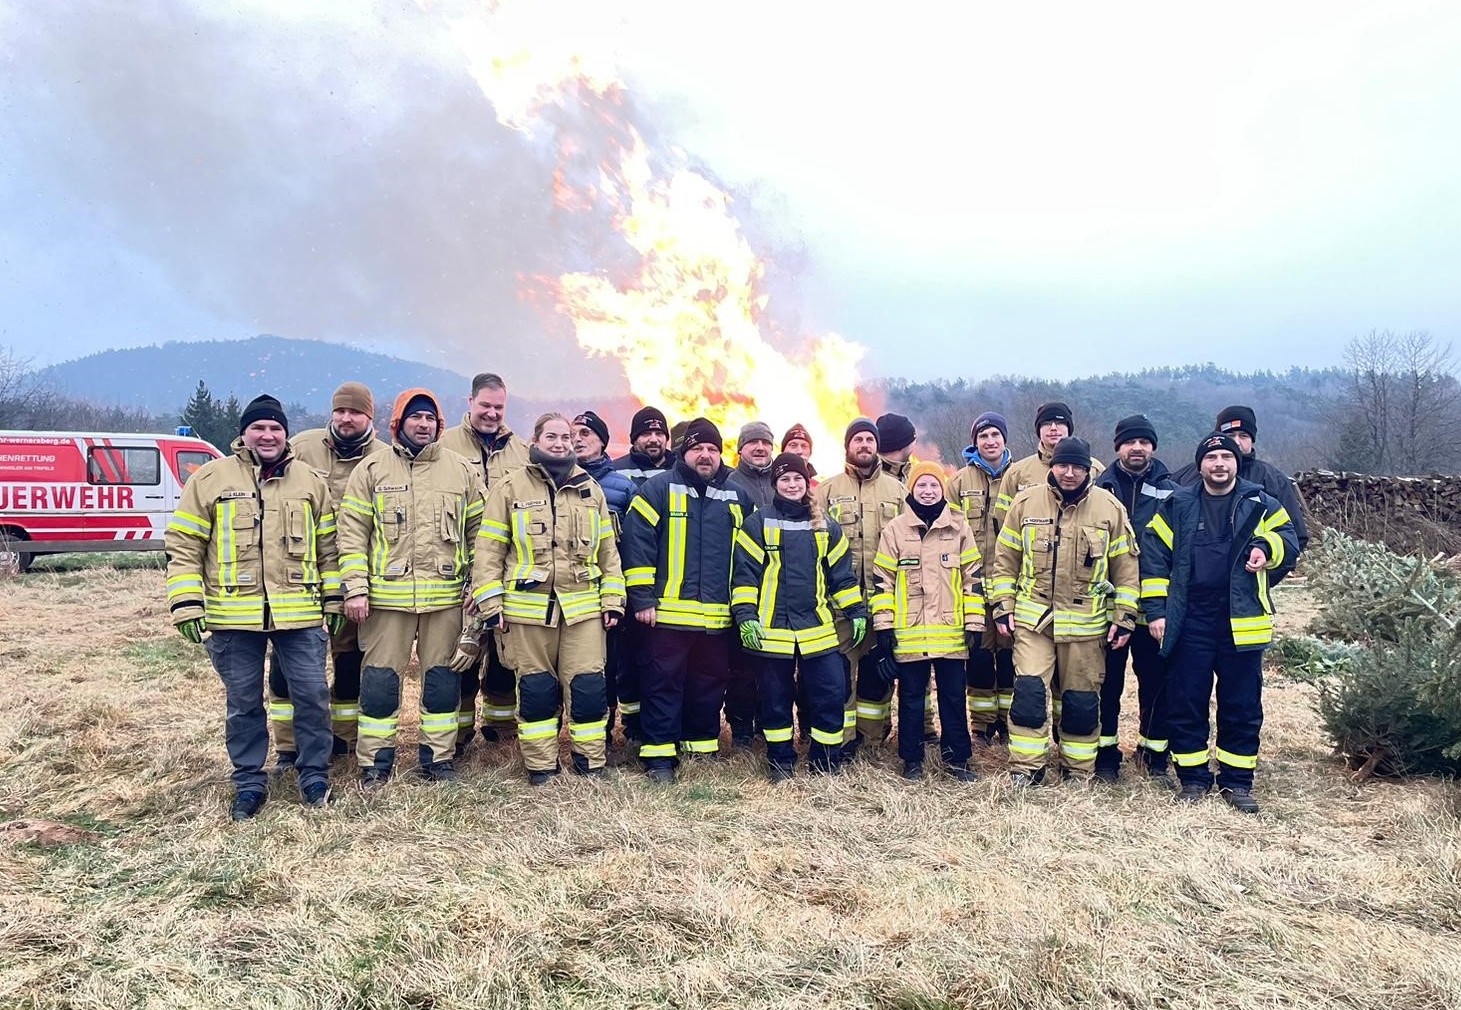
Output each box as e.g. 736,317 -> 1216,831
3,330 -> 1458,476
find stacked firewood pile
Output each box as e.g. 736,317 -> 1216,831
1295,470 -> 1461,556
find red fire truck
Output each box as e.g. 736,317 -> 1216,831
0,430 -> 223,572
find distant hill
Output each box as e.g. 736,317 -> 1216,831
37,336 -> 473,416
34,335 -> 640,439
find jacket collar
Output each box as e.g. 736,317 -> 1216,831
232,438 -> 294,478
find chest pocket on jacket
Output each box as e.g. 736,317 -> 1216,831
1080,525 -> 1109,568
378,494 -> 408,542
899,538 -> 924,591
438,493 -> 462,543
571,505 -> 599,559
880,501 -> 901,523
282,499 -> 314,559
1023,523 -> 1054,571
960,490 -> 986,523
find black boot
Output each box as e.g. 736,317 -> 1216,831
230,790 -> 266,821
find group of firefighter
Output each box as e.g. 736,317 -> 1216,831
163,373 -> 1307,820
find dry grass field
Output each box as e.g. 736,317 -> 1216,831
3,560 -> 1460,1009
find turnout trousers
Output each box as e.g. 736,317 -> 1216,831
724,638 -> 759,741
840,619 -> 936,750
1008,631 -> 1106,777
267,617 -> 362,757
357,608 -> 462,771
456,630 -> 517,748
1096,624 -> 1169,775
757,649 -> 846,772
638,626 -> 730,768
208,627 -> 330,792
501,620 -> 609,773
966,630 -> 1014,732
897,657 -> 972,766
1166,609 -> 1263,791
616,618 -> 648,740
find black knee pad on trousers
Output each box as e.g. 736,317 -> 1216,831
1060,690 -> 1100,737
359,667 -> 401,718
333,650 -> 363,698
1009,675 -> 1048,729
518,671 -> 560,722
268,655 -> 290,698
568,672 -> 608,723
421,665 -> 459,714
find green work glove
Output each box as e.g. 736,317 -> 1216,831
739,620 -> 764,650
850,617 -> 867,646
324,612 -> 347,637
177,617 -> 207,644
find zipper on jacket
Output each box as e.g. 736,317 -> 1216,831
546,477 -> 558,626
252,461 -> 269,628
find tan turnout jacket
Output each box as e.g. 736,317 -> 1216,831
870,505 -> 985,660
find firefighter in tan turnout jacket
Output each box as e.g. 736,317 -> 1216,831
470,412 -> 625,783
440,371 -> 531,747
990,437 -> 1139,786
338,388 -> 485,786
948,411 -> 1016,740
165,395 -> 342,819
267,381 -> 387,768
814,417 -> 908,754
995,402 -> 1105,519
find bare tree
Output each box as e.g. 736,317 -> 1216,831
1337,330 -> 1461,474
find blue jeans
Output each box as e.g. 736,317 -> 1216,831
207,627 -> 330,792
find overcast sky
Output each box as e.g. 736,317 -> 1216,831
2,0 -> 1457,394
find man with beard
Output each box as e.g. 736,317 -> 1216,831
441,372 -> 530,749
1092,415 -> 1179,782
267,382 -> 387,773
620,418 -> 754,783
814,418 -> 908,757
1142,433 -> 1298,813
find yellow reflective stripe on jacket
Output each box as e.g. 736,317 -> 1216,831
1141,577 -> 1169,599
625,565 -> 656,588
479,517 -> 511,543
1257,506 -> 1291,569
665,485 -> 690,601
1148,512 -> 1174,549
167,510 -> 211,539
509,509 -> 536,583
1230,613 -> 1273,647
757,523 -> 784,626
629,495 -> 660,527
166,573 -> 204,600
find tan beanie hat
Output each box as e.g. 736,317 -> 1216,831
332,381 -> 374,416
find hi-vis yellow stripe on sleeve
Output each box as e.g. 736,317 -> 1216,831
478,518 -> 511,543
1141,577 -> 1169,599
1147,513 -> 1174,549
629,496 -> 660,526
1257,507 -> 1291,568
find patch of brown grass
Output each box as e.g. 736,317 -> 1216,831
2,566 -> 1460,1009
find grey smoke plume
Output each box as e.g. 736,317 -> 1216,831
1,0 -> 648,397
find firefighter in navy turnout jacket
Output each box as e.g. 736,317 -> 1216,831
871,461 -> 985,782
814,418 -> 909,754
572,410 -> 637,749
165,395 -> 342,819
1092,414 -> 1179,781
610,405 -> 674,741
472,413 -> 626,783
268,381 -> 387,770
338,389 -> 485,787
620,417 -> 753,783
948,410 -> 1015,743
732,452 -> 866,779
1170,405 -> 1310,554
990,437 -> 1139,786
1141,433 -> 1298,814
440,372 -> 530,749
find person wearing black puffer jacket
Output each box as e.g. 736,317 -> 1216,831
1093,415 -> 1180,782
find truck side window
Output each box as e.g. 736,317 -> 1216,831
176,451 -> 213,481
87,447 -> 161,486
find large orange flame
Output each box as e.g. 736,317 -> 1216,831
451,2 -> 867,473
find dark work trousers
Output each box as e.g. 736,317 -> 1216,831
1166,605 -> 1264,791
617,618 -> 647,740
1096,624 -> 1169,774
724,638 -> 759,740
896,657 -> 971,766
638,627 -> 730,768
758,650 -> 845,772
604,622 -> 622,738
967,632 -> 1014,732
457,630 -> 517,746
208,627 -> 330,793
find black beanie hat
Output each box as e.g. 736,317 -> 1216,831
771,452 -> 811,482
630,406 -> 669,441
876,413 -> 916,453
573,410 -> 610,446
402,393 -> 437,420
844,416 -> 879,447
972,411 -> 1008,442
1216,405 -> 1257,441
1113,413 -> 1158,449
1035,402 -> 1074,433
1195,432 -> 1242,466
1050,436 -> 1092,469
681,417 -> 722,453
239,394 -> 288,436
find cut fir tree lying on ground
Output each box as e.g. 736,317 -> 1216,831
1277,531 -> 1461,778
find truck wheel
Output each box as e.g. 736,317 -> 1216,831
0,528 -> 31,574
